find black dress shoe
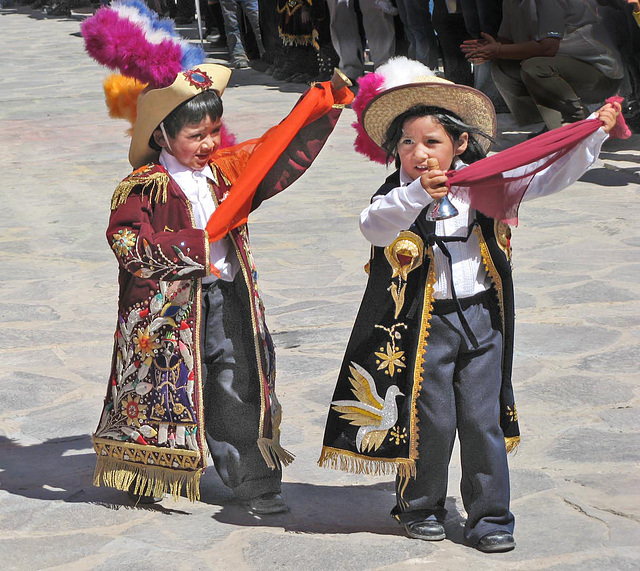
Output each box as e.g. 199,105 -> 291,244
404,519 -> 446,541
244,493 -> 289,514
476,531 -> 516,553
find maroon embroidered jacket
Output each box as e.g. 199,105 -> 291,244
93,105 -> 343,501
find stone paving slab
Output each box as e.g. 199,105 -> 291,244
0,8 -> 639,571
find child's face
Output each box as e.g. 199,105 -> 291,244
397,116 -> 468,181
155,115 -> 222,170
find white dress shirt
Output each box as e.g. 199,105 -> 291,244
359,126 -> 608,300
160,149 -> 239,283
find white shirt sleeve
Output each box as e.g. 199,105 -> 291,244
521,123 -> 608,202
360,178 -> 434,247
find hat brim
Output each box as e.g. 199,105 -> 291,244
362,82 -> 497,154
129,64 -> 232,169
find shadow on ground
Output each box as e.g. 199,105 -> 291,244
0,434 -> 468,540
210,481 -> 467,544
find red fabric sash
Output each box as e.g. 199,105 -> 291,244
447,96 -> 631,225
205,81 -> 353,242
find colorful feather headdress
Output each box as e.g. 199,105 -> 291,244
81,0 -> 235,161
352,57 -> 496,164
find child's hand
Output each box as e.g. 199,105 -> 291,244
596,101 -> 622,134
420,169 -> 449,200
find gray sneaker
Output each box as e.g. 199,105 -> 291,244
233,58 -> 249,69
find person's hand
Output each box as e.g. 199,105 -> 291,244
460,32 -> 501,63
420,169 -> 449,200
627,0 -> 640,13
596,101 -> 622,134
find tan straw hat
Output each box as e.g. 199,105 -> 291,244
362,67 -> 497,153
129,64 -> 232,169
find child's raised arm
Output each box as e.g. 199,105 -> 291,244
595,101 -> 622,134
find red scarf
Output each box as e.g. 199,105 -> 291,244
205,81 -> 353,242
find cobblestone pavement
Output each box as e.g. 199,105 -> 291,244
1,8 -> 639,571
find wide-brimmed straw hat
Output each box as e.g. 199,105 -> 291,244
358,58 -> 496,155
129,64 -> 232,169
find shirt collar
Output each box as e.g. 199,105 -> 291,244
159,149 -> 215,182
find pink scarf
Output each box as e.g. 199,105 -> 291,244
447,97 -> 631,225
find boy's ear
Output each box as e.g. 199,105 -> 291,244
153,128 -> 169,149
454,132 -> 469,156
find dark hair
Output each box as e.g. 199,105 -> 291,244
149,89 -> 224,151
382,105 -> 492,167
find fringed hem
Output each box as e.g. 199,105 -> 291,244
257,437 -> 295,470
93,456 -> 203,502
505,436 -> 520,454
318,446 -> 416,479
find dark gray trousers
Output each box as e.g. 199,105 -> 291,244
394,290 -> 514,545
201,277 -> 282,501
492,56 -> 621,130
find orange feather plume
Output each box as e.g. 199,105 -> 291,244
103,74 -> 148,133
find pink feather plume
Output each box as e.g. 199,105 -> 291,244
82,8 -> 183,88
351,72 -> 391,164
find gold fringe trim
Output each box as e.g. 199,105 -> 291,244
257,437 -> 295,470
505,436 -> 520,454
318,446 -> 416,479
278,28 -> 320,51
93,456 -> 203,502
408,249 -> 437,462
111,170 -> 170,210
211,149 -> 250,187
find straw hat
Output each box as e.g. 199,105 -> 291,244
129,64 -> 232,169
359,58 -> 496,154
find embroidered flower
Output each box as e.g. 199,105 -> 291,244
112,229 -> 137,257
375,342 -> 406,376
121,395 -> 148,427
133,326 -> 160,358
154,403 -> 166,417
389,426 -> 407,445
506,405 -> 518,422
173,403 -> 186,415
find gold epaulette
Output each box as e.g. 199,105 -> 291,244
211,149 -> 251,187
111,164 -> 171,210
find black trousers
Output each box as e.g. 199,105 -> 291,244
201,277 -> 282,500
394,290 -> 514,545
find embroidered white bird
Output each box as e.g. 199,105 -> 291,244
331,362 -> 404,452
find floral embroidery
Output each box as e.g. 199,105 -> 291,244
374,323 -> 408,377
375,342 -> 406,376
126,239 -> 205,280
121,396 -> 147,427
389,426 -> 408,445
506,405 -> 518,422
112,229 -> 137,257
133,326 -> 161,358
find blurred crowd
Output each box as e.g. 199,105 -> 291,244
203,0 -> 640,133
10,0 -> 640,132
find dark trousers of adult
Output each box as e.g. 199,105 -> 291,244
492,56 -> 621,130
201,276 -> 282,501
431,0 -> 473,86
395,0 -> 439,70
393,290 -> 514,546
